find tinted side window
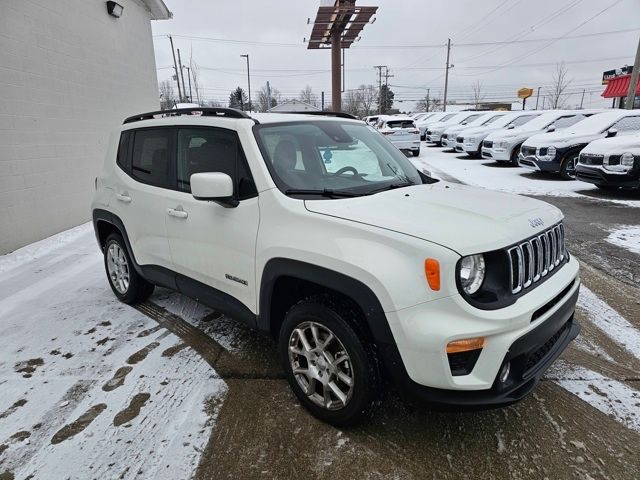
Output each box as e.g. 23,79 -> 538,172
116,131 -> 131,172
131,129 -> 173,187
176,128 -> 257,200
554,115 -> 584,129
613,115 -> 640,132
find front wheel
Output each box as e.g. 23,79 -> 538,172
510,145 -> 522,166
104,233 -> 154,304
279,296 -> 379,427
560,152 -> 579,180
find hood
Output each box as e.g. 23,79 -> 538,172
582,134 -> 640,155
304,182 -> 563,256
486,127 -> 543,142
523,130 -> 602,148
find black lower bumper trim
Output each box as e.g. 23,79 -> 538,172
576,165 -> 639,188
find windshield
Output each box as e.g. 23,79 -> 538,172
440,113 -> 456,122
482,113 -> 505,125
385,119 -> 415,129
254,121 -> 426,198
566,112 -> 623,134
512,112 -> 560,131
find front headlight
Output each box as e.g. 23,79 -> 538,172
459,254 -> 486,295
621,152 -> 636,167
547,146 -> 556,158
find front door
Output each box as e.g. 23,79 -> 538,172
164,126 -> 260,314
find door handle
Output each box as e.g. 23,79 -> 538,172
116,193 -> 132,203
166,207 -> 188,219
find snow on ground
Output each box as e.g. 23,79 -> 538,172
0,227 -> 225,479
413,146 -> 640,207
550,362 -> 640,433
606,225 -> 640,255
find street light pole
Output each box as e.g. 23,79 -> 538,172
241,54 -> 252,112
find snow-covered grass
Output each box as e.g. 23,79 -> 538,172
0,227 -> 225,479
413,146 -> 640,207
606,225 -> 640,254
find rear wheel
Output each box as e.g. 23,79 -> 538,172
279,295 -> 379,427
412,149 -> 420,157
560,151 -> 579,180
104,233 -> 154,304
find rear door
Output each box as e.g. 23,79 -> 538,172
110,127 -> 174,269
163,126 -> 260,313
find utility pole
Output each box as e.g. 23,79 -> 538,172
535,86 -> 541,110
374,65 -> 385,114
624,34 -> 640,109
426,88 -> 430,112
168,36 -> 183,102
177,48 -> 187,103
443,38 -> 452,112
321,91 -> 325,111
579,88 -> 585,109
183,66 -> 193,102
240,54 -> 252,112
266,81 -> 272,111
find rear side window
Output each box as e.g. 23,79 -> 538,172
176,127 -> 257,200
130,129 -> 173,187
613,115 -> 640,132
116,131 -> 131,172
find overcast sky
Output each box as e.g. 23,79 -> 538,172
151,0 -> 640,110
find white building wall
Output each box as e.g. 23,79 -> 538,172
0,0 -> 162,253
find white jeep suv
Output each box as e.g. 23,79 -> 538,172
92,107 -> 580,426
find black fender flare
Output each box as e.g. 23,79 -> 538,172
258,258 -> 395,345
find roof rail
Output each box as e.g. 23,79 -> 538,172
123,107 -> 255,124
272,111 -> 358,120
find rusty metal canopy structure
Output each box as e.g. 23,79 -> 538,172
307,2 -> 378,50
306,0 -> 378,111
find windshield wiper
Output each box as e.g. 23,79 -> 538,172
367,182 -> 415,194
284,188 -> 360,198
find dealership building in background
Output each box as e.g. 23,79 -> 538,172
0,0 -> 170,254
601,66 -> 640,109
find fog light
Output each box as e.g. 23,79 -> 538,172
499,361 -> 511,383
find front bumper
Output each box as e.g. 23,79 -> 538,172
519,154 -> 561,173
426,132 -> 443,143
576,164 -> 640,188
383,256 -> 580,407
482,146 -> 511,161
463,140 -> 482,155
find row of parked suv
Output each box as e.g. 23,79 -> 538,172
413,109 -> 640,189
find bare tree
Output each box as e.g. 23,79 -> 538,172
343,89 -> 362,117
358,84 -> 377,116
546,62 -> 571,109
299,85 -> 318,107
472,80 -> 485,110
207,100 -> 222,108
159,80 -> 177,109
189,57 -> 203,105
257,83 -> 282,112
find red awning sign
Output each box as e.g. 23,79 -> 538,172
601,74 -> 640,98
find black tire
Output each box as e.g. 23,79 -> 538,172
104,233 -> 154,304
412,149 -> 420,157
278,295 -> 379,427
420,134 -> 426,141
509,144 -> 522,166
560,151 -> 580,180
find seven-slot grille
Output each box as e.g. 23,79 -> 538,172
507,223 -> 566,294
520,145 -> 537,157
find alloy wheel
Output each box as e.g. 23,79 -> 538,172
107,243 -> 130,294
288,321 -> 354,410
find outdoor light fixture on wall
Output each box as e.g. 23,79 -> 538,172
106,1 -> 124,18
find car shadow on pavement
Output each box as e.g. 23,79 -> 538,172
575,188 -> 640,202
519,171 -> 569,182
481,162 -> 516,168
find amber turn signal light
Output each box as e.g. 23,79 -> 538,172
446,337 -> 486,354
424,258 -> 440,291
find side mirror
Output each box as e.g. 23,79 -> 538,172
191,172 -> 238,208
546,124 -> 556,133
606,128 -> 618,138
461,121 -> 467,125
507,123 -> 515,130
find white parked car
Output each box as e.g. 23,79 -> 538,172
92,107 -> 580,426
363,115 -> 380,126
483,110 -> 600,166
376,115 -> 421,156
519,109 -> 640,179
576,133 -> 640,190
417,112 -> 455,140
443,112 -> 507,150
426,112 -> 486,146
459,111 -> 542,158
